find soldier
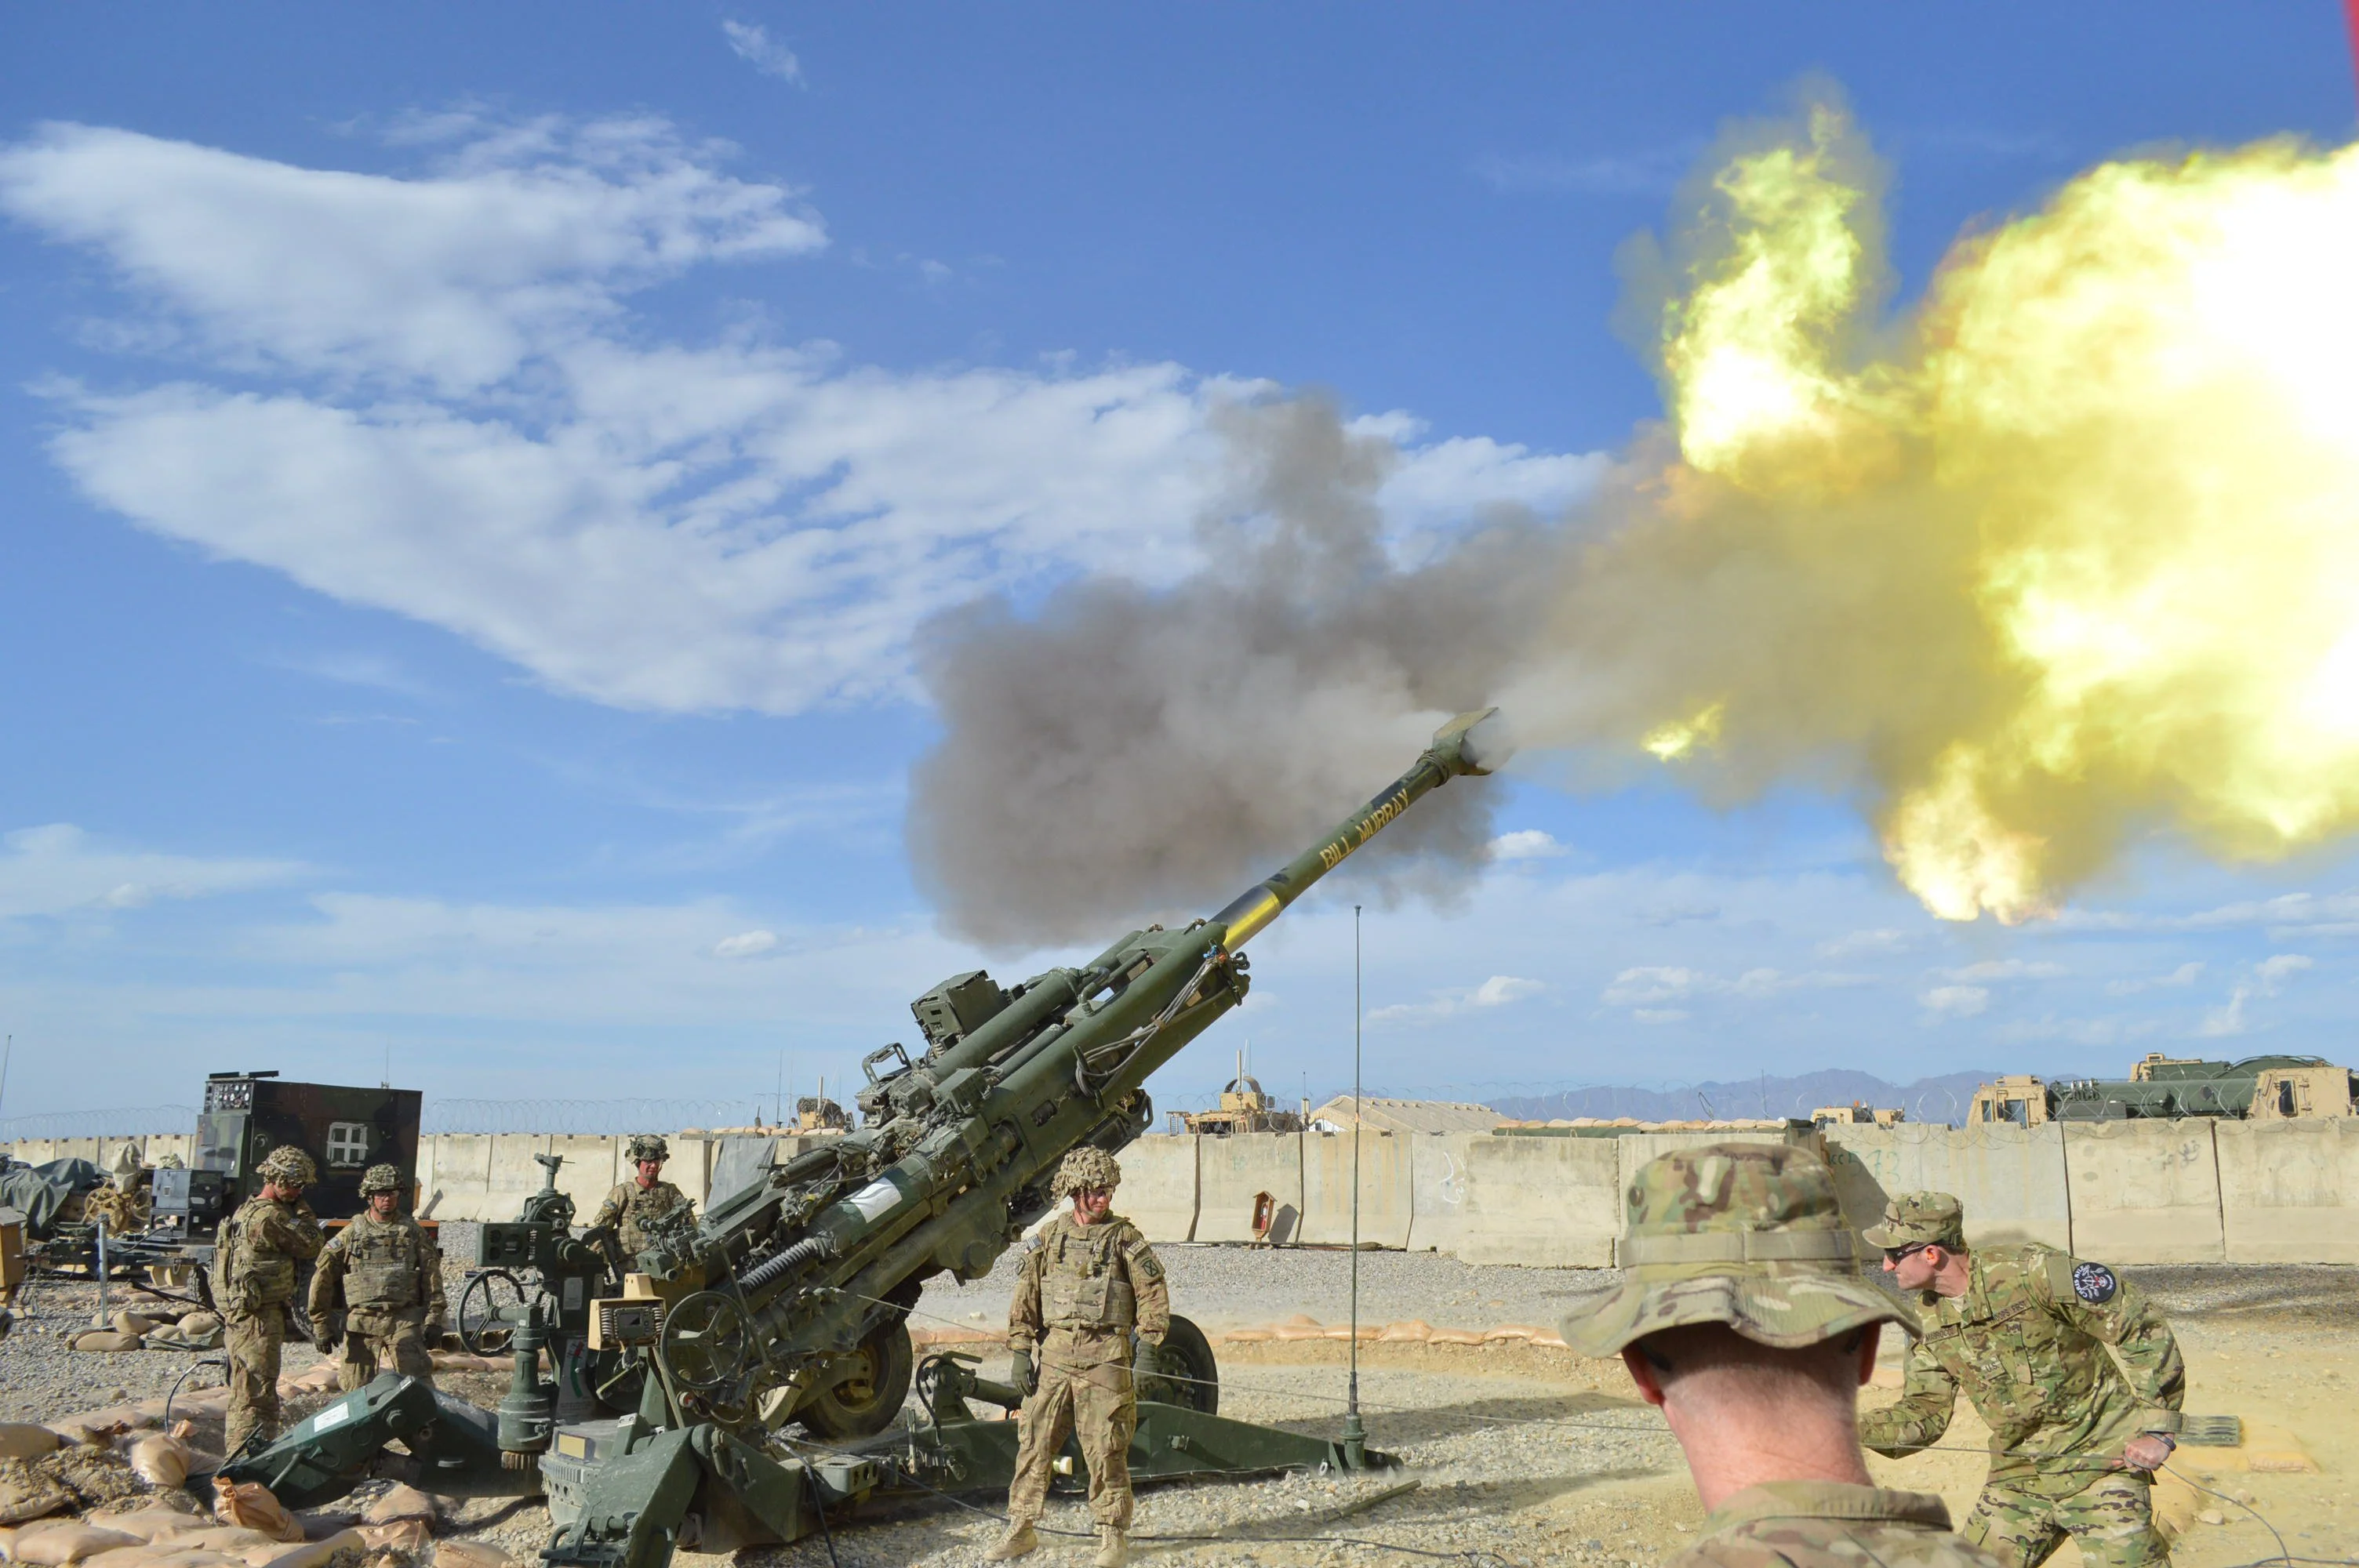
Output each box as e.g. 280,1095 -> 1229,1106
1563,1142 -> 2000,1567
989,1148 -> 1170,1568
309,1163 -> 449,1392
1859,1192 -> 2185,1568
218,1145 -> 325,1454
591,1134 -> 697,1254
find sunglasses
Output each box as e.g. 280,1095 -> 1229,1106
1882,1241 -> 1936,1265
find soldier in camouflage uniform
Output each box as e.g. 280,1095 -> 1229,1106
309,1163 -> 449,1392
990,1147 -> 1171,1568
219,1145 -> 325,1454
591,1134 -> 697,1255
1858,1192 -> 2185,1568
1563,1142 -> 2000,1567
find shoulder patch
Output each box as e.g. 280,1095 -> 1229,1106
2070,1261 -> 2118,1305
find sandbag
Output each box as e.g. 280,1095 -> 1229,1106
104,1314 -> 158,1339
249,1530 -> 360,1568
0,1465 -> 75,1527
426,1543 -> 511,1568
67,1334 -> 142,1355
0,1432 -> 56,1464
147,1529 -> 272,1556
357,1523 -> 427,1556
357,1490 -> 434,1528
11,1524 -> 144,1565
78,1547 -> 162,1568
208,1485 -> 301,1547
84,1512 -> 202,1546
125,1438 -> 188,1490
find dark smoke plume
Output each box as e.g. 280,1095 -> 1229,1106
908,396 -> 1559,949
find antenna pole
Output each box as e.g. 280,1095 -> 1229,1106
1341,905 -> 1367,1467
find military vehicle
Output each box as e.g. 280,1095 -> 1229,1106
1967,1052 -> 2357,1124
26,1071 -> 421,1301
1167,1052 -> 1305,1134
217,710 -> 1508,1567
1811,1102 -> 1904,1129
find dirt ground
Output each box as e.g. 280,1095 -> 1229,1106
7,1258 -> 2349,1566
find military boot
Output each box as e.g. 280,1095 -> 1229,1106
985,1521 -> 1038,1561
1093,1526 -> 1128,1568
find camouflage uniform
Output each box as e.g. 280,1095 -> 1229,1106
998,1149 -> 1171,1566
1563,1144 -> 1998,1568
592,1134 -> 696,1255
309,1164 -> 448,1392
218,1147 -> 325,1454
1858,1193 -> 2185,1568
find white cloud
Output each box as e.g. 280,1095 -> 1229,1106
1817,927 -> 1908,958
1920,984 -> 1990,1019
1940,959 -> 2065,982
2203,953 -> 2314,1036
3,118 -> 1601,717
714,929 -> 779,958
2105,961 -> 2204,996
722,20 -> 805,84
1601,964 -> 1866,1008
0,824 -> 300,919
1488,829 -> 1568,862
1365,973 -> 1543,1025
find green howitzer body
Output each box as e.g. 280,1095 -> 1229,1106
627,709 -> 1507,1439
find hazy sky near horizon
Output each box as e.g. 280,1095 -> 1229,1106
2,6 -> 2357,1129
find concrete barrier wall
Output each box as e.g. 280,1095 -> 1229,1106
2215,1120 -> 2359,1264
1194,1133 -> 1301,1243
1410,1133 -> 1621,1266
1299,1131 -> 1413,1248
1828,1123 -> 2073,1250
2063,1120 -> 2225,1264
15,1121 -> 2359,1265
1118,1134 -> 1199,1243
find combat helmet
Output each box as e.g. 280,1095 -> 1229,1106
257,1145 -> 317,1189
626,1134 -> 671,1164
1561,1141 -> 1914,1356
1050,1146 -> 1121,1199
359,1163 -> 404,1196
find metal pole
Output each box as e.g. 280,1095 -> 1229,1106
96,1218 -> 110,1327
1341,905 -> 1366,1467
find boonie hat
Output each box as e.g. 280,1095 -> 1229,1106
1862,1191 -> 1966,1251
1561,1142 -> 1915,1356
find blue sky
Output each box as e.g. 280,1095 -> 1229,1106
2,6 -> 2357,1128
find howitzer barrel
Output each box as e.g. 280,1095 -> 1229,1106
1210,707 -> 1507,949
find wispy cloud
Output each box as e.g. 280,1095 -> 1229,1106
2105,961 -> 2203,996
722,20 -> 804,85
714,929 -> 779,959
1920,984 -> 1990,1020
2,116 -> 1597,718
2200,953 -> 2313,1037
267,649 -> 433,700
1940,959 -> 2064,982
1818,927 -> 1908,958
1366,973 -> 1543,1026
0,823 -> 302,918
1602,965 -> 1866,1008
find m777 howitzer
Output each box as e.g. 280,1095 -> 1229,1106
217,710 -> 1507,1568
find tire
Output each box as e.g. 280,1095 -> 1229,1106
800,1318 -> 914,1439
1141,1313 -> 1218,1415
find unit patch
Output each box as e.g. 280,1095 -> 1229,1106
2071,1261 -> 2118,1305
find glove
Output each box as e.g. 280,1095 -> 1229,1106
1012,1347 -> 1037,1397
309,1316 -> 336,1346
1132,1334 -> 1163,1381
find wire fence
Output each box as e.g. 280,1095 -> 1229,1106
422,1098 -> 783,1135
0,1106 -> 198,1141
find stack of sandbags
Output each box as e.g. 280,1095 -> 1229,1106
142,1314 -> 222,1352
4,1519 -> 145,1564
356,1486 -> 438,1557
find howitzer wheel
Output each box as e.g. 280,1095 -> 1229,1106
799,1318 -> 914,1440
1136,1314 -> 1218,1414
456,1269 -> 525,1356
658,1290 -> 751,1392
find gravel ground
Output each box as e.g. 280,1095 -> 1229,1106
9,1231 -> 2350,1568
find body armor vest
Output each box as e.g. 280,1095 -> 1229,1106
221,1201 -> 297,1310
1041,1221 -> 1137,1333
343,1218 -> 423,1311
